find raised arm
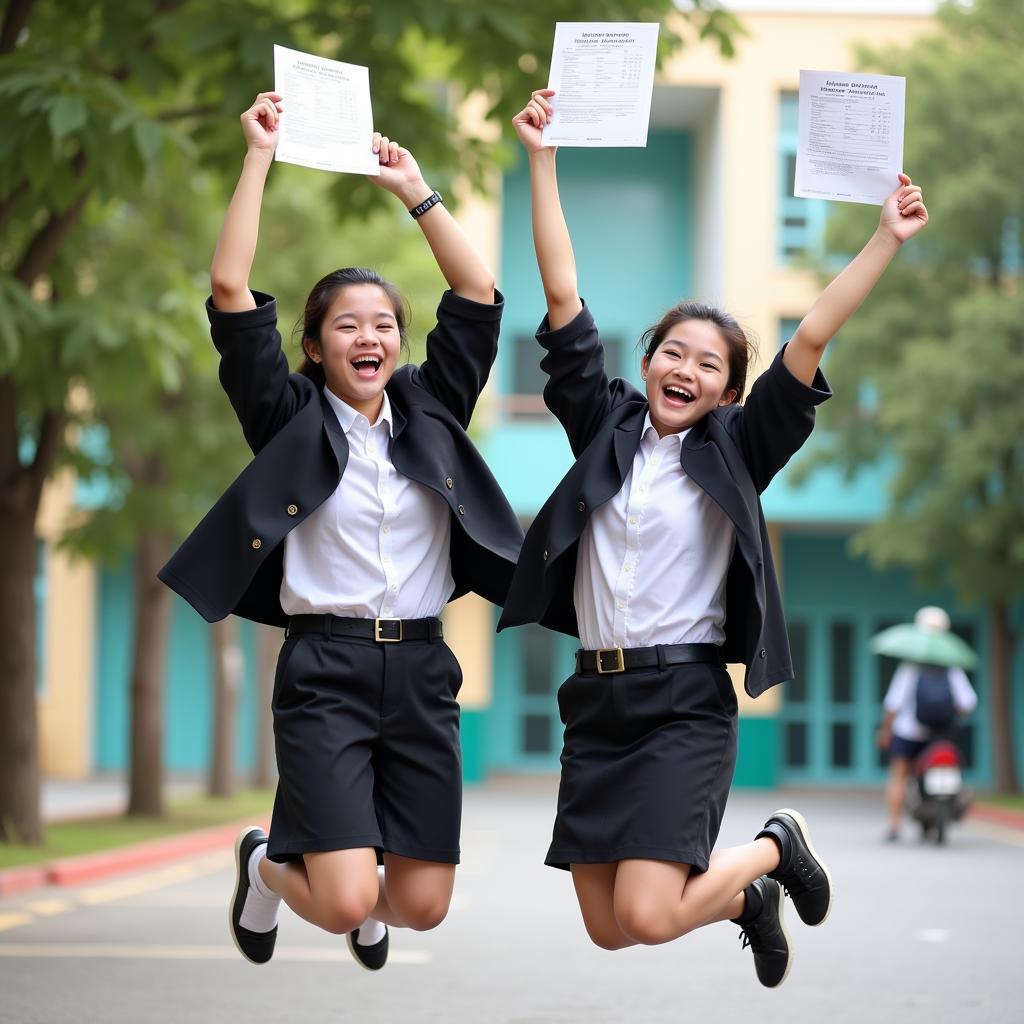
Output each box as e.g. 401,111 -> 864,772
370,135 -> 494,303
784,173 -> 928,385
210,92 -> 283,313
512,90 -> 583,330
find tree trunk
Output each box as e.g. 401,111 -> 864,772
252,624 -> 280,789
209,616 -> 241,797
126,528 -> 173,817
988,600 -> 1019,794
0,499 -> 43,843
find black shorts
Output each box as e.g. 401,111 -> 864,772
546,660 -> 738,873
266,630 -> 463,865
889,734 -> 931,761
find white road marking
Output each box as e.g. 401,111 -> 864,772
23,900 -> 71,917
0,912 -> 34,932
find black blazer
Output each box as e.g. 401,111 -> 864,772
497,304 -> 831,698
159,289 -> 523,626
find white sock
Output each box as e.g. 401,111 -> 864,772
356,865 -> 387,946
239,844 -> 281,934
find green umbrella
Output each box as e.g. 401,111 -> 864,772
869,623 -> 978,670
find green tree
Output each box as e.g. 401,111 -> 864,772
800,0 -> 1024,791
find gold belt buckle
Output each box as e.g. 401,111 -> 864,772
374,618 -> 403,643
596,647 -> 625,674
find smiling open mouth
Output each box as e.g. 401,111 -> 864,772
663,384 -> 695,405
351,355 -> 382,378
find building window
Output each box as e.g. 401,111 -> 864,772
778,91 -> 829,264
506,333 -> 626,419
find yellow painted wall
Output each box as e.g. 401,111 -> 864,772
36,469 -> 95,779
443,593 -> 495,711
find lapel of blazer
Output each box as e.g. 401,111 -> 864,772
319,390 -> 350,475
679,414 -> 758,548
608,408 -> 645,500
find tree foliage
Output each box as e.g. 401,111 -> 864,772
797,0 -> 1023,788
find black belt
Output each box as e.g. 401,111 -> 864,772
576,642 -> 724,675
286,614 -> 443,643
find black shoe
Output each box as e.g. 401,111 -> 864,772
737,877 -> 792,988
229,825 -> 277,964
758,808 -> 833,926
347,926 -> 389,971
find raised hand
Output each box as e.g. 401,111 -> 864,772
880,172 -> 928,244
240,92 -> 284,154
369,133 -> 427,198
512,89 -> 556,153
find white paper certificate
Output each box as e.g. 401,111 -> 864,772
273,44 -> 378,175
542,23 -> 660,148
795,70 -> 905,205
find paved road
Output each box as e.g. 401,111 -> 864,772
1,781 -> 1020,1023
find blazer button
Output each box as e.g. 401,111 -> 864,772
251,538 -> 262,550
286,503 -> 298,516
543,549 -> 548,561
458,504 -> 465,516
759,648 -> 767,659
577,500 -> 586,512
445,477 -> 454,489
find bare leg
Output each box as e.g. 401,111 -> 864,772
886,757 -> 910,835
570,863 -> 636,950
258,847 -> 379,935
375,853 -> 456,932
612,838 -> 781,946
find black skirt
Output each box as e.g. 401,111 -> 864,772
266,631 -> 463,865
546,659 -> 738,873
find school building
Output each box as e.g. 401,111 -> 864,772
33,2 -> 1024,791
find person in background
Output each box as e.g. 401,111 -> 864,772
877,607 -> 977,842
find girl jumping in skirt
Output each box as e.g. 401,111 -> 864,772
500,88 -> 928,987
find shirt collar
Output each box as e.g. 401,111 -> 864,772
641,412 -> 687,450
323,386 -> 394,437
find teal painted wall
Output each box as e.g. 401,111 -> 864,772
735,717 -> 780,789
95,560 -> 260,774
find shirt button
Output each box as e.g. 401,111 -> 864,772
629,517 -> 637,525
617,601 -> 625,610
445,477 -> 454,489
640,484 -> 648,493
458,504 -> 465,515
286,504 -> 298,516
382,526 -> 390,534
251,538 -> 262,550
759,648 -> 767,659
623,564 -> 632,572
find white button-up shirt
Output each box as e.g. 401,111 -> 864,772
280,388 -> 454,618
574,415 -> 735,650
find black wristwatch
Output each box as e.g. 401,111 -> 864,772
409,190 -> 443,219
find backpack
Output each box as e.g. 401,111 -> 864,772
914,666 -> 956,730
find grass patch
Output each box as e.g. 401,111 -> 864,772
0,789 -> 273,870
978,793 -> 1024,813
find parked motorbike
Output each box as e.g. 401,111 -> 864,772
907,738 -> 972,845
